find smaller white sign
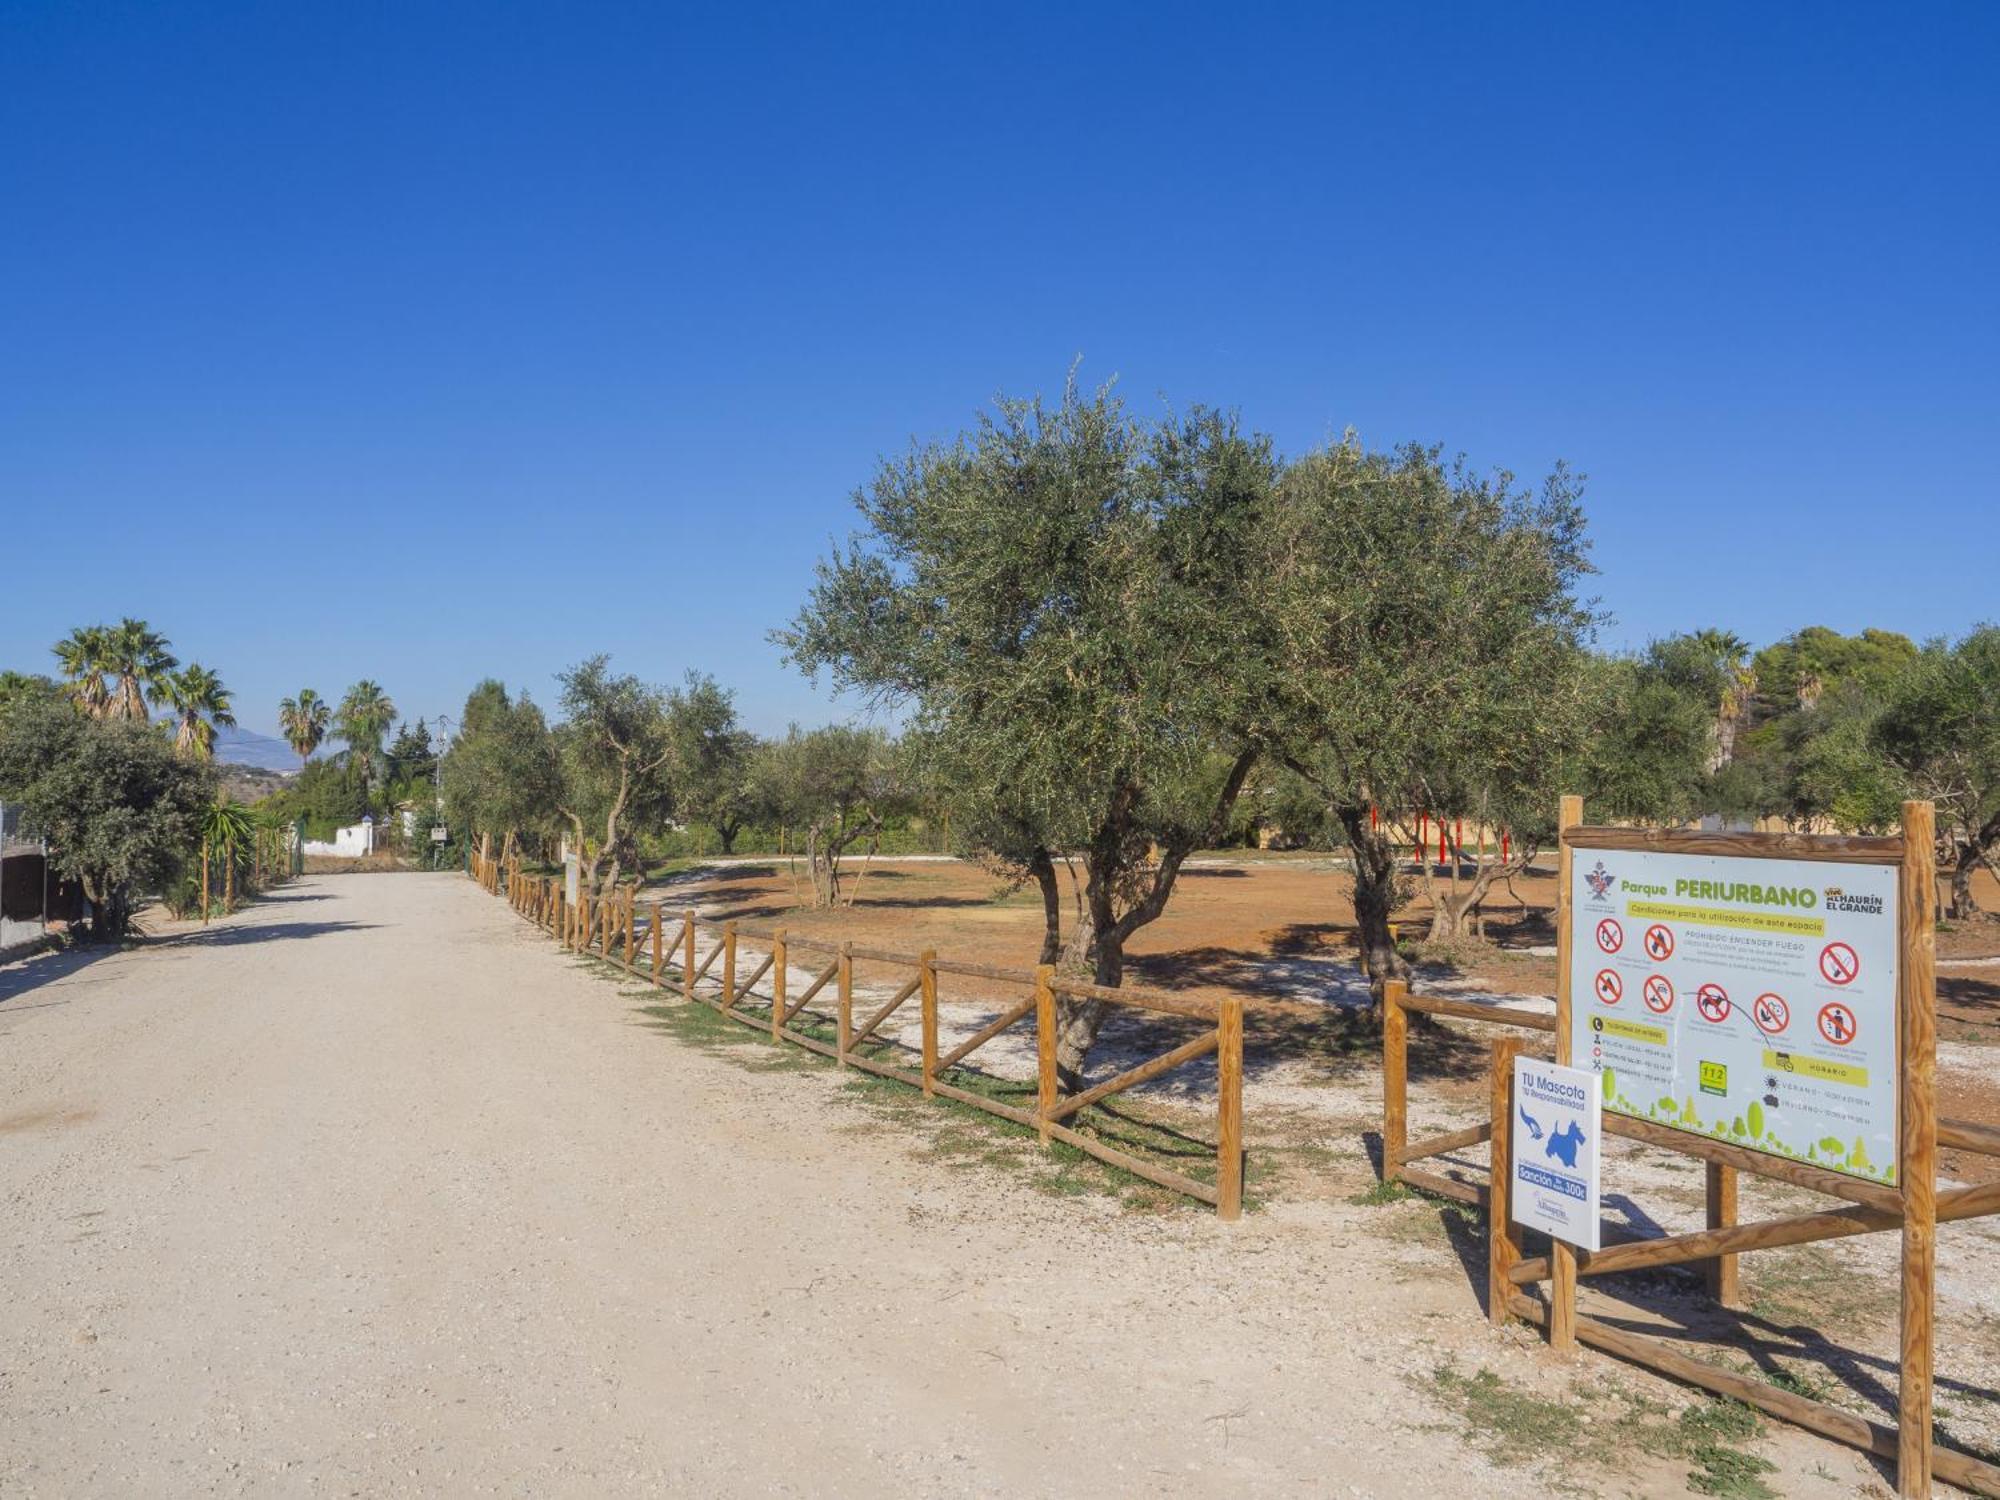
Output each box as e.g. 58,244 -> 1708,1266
1510,1058 -> 1602,1251
430,826 -> 448,843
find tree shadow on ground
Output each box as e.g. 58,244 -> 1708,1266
150,920 -> 380,949
1396,1167 -> 2000,1476
1941,973 -> 2000,1026
0,943 -> 122,1007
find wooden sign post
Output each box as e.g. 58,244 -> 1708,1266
1519,799 -> 1949,1498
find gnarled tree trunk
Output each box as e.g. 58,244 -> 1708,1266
1337,805 -> 1408,1013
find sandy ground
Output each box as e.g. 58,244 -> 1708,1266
0,873 -> 1965,1497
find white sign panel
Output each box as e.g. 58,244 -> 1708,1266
1569,848 -> 1899,1184
1510,1058 -> 1601,1251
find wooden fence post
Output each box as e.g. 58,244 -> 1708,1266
1705,1165 -> 1740,1305
682,908 -> 696,997
1034,965 -> 1057,1146
624,890 -> 636,972
771,931 -> 788,1040
1899,798 -> 1938,1498
1382,979 -> 1408,1185
649,901 -> 663,982
919,949 -> 938,1097
722,921 -> 738,1008
836,942 -> 853,1063
1217,995 -> 1244,1221
1549,791 -> 1583,1356
1489,1035 -> 1525,1328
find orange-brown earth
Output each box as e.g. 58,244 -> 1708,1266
672,853 -> 2000,1033
666,855 -> 2000,1182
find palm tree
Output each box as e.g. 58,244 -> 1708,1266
1691,628 -> 1757,771
52,624 -> 114,717
278,688 -> 332,761
101,618 -> 178,721
337,680 -> 397,787
199,798 -> 255,920
161,664 -> 236,760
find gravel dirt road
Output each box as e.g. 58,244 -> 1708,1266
0,874 -> 1898,1497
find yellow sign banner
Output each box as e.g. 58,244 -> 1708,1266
1625,898 -> 1826,939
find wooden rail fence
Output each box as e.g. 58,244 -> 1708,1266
1379,976 -> 2000,1498
471,852 -> 1244,1218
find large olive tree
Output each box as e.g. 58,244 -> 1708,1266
1258,441 -> 1595,1000
556,656 -> 676,902
780,377 -> 1277,1083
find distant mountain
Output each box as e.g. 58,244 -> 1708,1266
215,724 -> 303,772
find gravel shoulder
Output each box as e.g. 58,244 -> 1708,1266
0,874 -> 1928,1497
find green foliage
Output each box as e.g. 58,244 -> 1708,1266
1582,637 -> 1727,823
336,680 -> 397,786
440,681 -> 563,852
664,673 -> 764,853
781,374 -> 1277,1000
748,722 -> 903,903
54,618 -> 178,722
1752,625 -> 1917,710
0,671 -> 63,715
556,655 -> 676,888
384,717 -> 437,786
278,687 -> 331,760
158,662 -> 235,760
260,756 -> 371,840
1875,625 -> 2000,912
0,692 -> 213,937
1264,442 -> 1595,837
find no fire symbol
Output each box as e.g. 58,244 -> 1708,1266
1642,975 -> 1675,1014
1819,942 -> 1859,986
1594,969 -> 1623,1006
1595,918 -> 1624,954
1696,982 -> 1731,1024
1643,923 -> 1675,961
1751,992 -> 1790,1036
1817,1001 -> 1858,1046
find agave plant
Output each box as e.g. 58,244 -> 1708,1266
161,664 -> 236,760
199,798 -> 255,919
278,688 -> 331,761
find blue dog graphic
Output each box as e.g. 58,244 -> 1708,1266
1519,1104 -> 1587,1168
1544,1120 -> 1586,1169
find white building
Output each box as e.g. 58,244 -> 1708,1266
302,816 -> 377,859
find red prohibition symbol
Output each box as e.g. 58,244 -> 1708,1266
1642,974 -> 1675,1014
1643,923 -> 1675,961
1594,968 -> 1624,1006
1695,982 -> 1731,1024
1819,942 -> 1859,986
1817,1001 -> 1858,1046
1595,918 -> 1624,954
1751,992 -> 1791,1036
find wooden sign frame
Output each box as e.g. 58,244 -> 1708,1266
1504,796 -> 1968,1497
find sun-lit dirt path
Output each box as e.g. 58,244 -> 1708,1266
0,874 -> 1896,1497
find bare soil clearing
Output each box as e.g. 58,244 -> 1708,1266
670,857 -> 2000,1172
0,874 -> 1917,1496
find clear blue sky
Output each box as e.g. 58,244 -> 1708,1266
4,2 -> 1994,745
